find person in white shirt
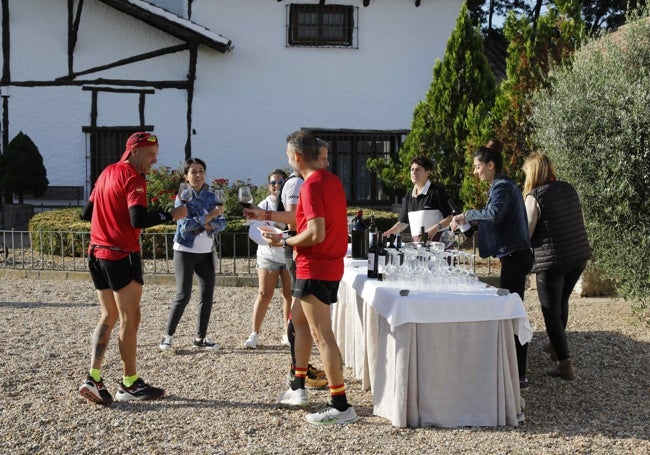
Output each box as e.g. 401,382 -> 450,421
244,170 -> 293,348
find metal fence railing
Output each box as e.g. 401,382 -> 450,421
1,230 -> 498,278
0,230 -> 257,276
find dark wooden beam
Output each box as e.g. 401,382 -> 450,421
185,42 -> 198,159
68,0 -> 84,74
11,79 -> 188,90
2,0 -> 10,84
82,86 -> 155,94
56,43 -> 190,81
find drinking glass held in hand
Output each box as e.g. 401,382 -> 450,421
213,189 -> 225,207
238,187 -> 253,209
178,182 -> 193,204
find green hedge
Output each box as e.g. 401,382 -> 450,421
27,207 -> 398,258
28,208 -> 254,258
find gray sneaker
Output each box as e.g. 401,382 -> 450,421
305,405 -> 359,425
278,387 -> 308,407
159,335 -> 173,351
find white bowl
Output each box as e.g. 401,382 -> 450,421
257,225 -> 283,235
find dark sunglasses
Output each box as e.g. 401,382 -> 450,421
269,180 -> 285,186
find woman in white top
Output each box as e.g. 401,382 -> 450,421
244,169 -> 292,348
159,158 -> 226,351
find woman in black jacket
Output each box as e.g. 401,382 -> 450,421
523,153 -> 591,380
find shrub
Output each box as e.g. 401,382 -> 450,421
147,166 -> 184,212
28,208 -> 89,256
531,10 -> 650,322
0,132 -> 49,204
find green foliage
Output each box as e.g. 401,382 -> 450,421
211,177 -> 268,218
146,167 -> 269,218
0,132 -> 49,204
28,208 -> 89,256
467,1 -> 586,199
406,3 -> 495,199
531,8 -> 650,319
347,207 -> 399,234
147,166 -> 184,212
27,170 -> 273,258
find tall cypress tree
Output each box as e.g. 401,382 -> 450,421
368,3 -> 495,201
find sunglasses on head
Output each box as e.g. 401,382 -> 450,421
135,133 -> 157,142
269,179 -> 285,186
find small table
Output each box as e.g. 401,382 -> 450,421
334,258 -> 532,428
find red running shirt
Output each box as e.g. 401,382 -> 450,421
295,169 -> 348,281
89,161 -> 148,260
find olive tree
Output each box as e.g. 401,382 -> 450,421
531,10 -> 650,319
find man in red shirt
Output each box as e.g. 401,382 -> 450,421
78,132 -> 186,405
267,130 -> 358,425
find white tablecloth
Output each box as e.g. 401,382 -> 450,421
334,259 -> 530,428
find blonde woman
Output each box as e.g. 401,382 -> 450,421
523,153 -> 591,380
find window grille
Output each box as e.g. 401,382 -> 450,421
287,4 -> 358,48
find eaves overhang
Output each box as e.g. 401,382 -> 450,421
97,0 -> 233,52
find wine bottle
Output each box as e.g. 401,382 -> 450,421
351,210 -> 368,259
387,233 -> 396,249
448,199 -> 474,238
377,232 -> 388,280
369,212 -> 377,236
419,225 -> 428,246
367,231 -> 379,279
395,233 -> 404,265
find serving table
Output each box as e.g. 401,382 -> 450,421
333,258 -> 532,428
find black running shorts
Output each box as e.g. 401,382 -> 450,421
293,279 -> 340,305
89,253 -> 144,291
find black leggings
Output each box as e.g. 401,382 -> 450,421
536,261 -> 587,361
165,250 -> 216,339
500,249 -> 534,379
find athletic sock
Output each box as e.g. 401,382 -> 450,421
329,383 -> 349,411
89,368 -> 101,382
291,366 -> 307,390
122,374 -> 139,388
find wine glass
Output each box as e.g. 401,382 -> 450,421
238,187 -> 253,209
213,189 -> 225,207
178,182 -> 192,204
439,230 -> 456,251
238,187 -> 253,224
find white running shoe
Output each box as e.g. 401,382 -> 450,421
158,335 -> 173,351
244,332 -> 259,349
281,334 -> 290,347
278,387 -> 308,407
305,405 -> 359,425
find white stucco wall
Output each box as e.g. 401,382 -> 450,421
2,0 -> 461,194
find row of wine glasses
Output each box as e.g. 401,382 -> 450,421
381,247 -> 481,292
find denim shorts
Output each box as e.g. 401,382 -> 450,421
257,256 -> 287,271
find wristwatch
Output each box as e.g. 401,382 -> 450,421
282,238 -> 288,248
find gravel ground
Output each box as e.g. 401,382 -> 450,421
0,273 -> 648,455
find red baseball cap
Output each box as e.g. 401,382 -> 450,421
120,132 -> 159,161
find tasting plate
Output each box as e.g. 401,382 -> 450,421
257,225 -> 283,235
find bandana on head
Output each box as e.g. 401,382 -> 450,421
120,132 -> 158,161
